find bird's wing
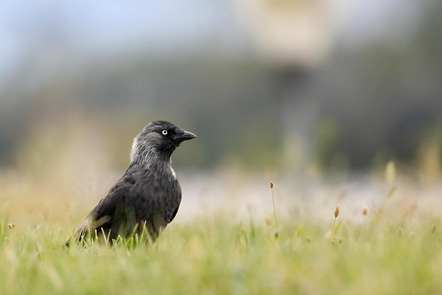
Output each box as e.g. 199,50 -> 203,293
75,175 -> 135,239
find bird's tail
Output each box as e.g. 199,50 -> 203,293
64,216 -> 111,247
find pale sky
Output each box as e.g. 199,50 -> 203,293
0,0 -> 421,81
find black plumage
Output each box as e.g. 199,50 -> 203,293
67,120 -> 196,244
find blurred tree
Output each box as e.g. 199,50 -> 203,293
232,0 -> 340,172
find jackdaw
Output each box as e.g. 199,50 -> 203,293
67,120 -> 196,245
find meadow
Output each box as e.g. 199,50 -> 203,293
1,166 -> 442,295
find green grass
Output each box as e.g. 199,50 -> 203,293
1,207 -> 442,295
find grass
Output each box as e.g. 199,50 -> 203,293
1,169 -> 442,294
1,201 -> 442,295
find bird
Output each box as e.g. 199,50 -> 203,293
66,120 -> 196,245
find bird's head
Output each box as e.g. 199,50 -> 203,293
130,120 -> 197,164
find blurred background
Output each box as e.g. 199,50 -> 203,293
0,0 -> 441,225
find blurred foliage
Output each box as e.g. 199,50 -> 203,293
0,1 -> 441,174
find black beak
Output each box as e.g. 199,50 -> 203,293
175,130 -> 197,143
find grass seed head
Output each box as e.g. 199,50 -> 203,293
265,218 -> 271,226
334,205 -> 340,218
8,223 -> 14,229
362,206 -> 369,216
270,181 -> 274,189
385,161 -> 396,184
432,225 -> 437,233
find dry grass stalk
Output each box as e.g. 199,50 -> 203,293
270,181 -> 279,239
330,205 -> 340,241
